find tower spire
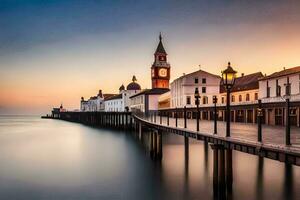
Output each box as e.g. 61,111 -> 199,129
155,33 -> 167,54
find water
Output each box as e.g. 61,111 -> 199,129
0,116 -> 299,200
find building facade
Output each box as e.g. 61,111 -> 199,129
80,90 -> 109,112
170,69 -> 221,108
259,66 -> 300,126
105,76 -> 141,112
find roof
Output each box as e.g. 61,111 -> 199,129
104,94 -> 122,101
130,88 -> 170,99
119,84 -> 125,91
220,72 -> 263,93
127,82 -> 141,90
103,94 -> 116,100
155,34 -> 167,54
260,66 -> 300,80
173,69 -> 221,83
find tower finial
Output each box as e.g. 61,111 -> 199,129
159,32 -> 162,41
132,75 -> 137,82
228,62 -> 231,67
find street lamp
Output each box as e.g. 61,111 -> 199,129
194,87 -> 201,131
283,95 -> 291,145
221,62 -> 237,137
213,96 -> 218,134
257,100 -> 263,142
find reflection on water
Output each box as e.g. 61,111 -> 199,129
0,116 -> 299,200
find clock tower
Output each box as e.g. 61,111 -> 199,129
151,33 -> 171,89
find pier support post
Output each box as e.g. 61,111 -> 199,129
211,144 -> 219,197
139,122 -> 142,141
150,131 -> 154,158
160,111 -> 162,124
167,112 -> 169,126
130,116 -> 133,130
226,149 -> 233,194
184,134 -> 189,160
153,131 -> 158,159
211,144 -> 227,200
157,130 -> 163,160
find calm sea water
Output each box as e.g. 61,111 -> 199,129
0,116 -> 299,200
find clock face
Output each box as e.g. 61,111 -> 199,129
159,68 -> 167,77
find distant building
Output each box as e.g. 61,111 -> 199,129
130,34 -> 170,114
170,69 -> 221,108
80,90 -> 115,112
104,76 -> 141,112
259,66 -> 300,126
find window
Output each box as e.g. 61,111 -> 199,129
202,96 -> 208,104
202,78 -> 206,84
186,96 -> 191,105
276,85 -> 281,97
231,95 -> 235,102
222,97 -> 225,104
246,94 -> 250,101
267,87 -> 270,98
202,87 -> 206,93
194,78 -> 198,84
255,93 -> 258,100
239,95 -> 242,102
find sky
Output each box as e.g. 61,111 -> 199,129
1,0 -> 300,114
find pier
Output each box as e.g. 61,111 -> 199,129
50,110 -> 300,167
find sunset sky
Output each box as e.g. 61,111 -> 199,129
1,0 -> 300,114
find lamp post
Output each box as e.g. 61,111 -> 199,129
257,100 -> 263,142
221,62 -> 237,137
194,88 -> 201,132
213,95 -> 218,134
285,97 -> 291,145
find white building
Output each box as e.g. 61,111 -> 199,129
258,66 -> 300,126
105,76 -> 141,112
81,90 -> 104,112
170,69 -> 221,108
80,90 -> 115,112
259,66 -> 300,102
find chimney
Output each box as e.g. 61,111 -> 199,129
241,73 -> 244,77
283,67 -> 286,70
81,97 -> 84,101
